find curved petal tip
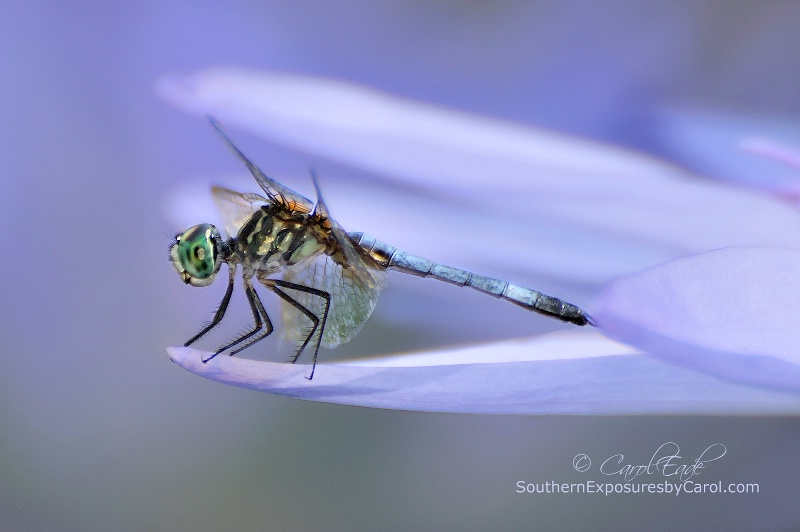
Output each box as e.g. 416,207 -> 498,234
594,247 -> 800,392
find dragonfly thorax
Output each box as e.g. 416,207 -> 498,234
235,206 -> 328,276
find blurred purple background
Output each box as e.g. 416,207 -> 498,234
2,2 -> 799,530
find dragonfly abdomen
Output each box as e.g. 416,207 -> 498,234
350,232 -> 592,326
500,284 -> 592,326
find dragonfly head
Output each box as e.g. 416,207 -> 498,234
170,223 -> 225,287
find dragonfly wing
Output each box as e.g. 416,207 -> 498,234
254,174 -> 314,214
210,186 -> 268,238
208,118 -> 314,213
282,174 -> 389,347
281,253 -> 387,349
309,172 -> 387,291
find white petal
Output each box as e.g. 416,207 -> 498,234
594,247 -> 800,392
157,67 -> 683,190
167,329 -> 800,415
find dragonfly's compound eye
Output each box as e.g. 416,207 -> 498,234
170,223 -> 221,287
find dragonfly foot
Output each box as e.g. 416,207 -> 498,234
201,351 -> 222,364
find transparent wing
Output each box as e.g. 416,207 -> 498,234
279,174 -> 389,347
210,186 -> 268,238
209,117 -> 314,214
253,173 -> 314,215
280,248 -> 388,349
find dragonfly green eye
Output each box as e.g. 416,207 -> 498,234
170,223 -> 222,287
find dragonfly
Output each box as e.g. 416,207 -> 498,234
171,118 -> 594,379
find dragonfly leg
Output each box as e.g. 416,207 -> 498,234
202,278 -> 270,363
266,279 -> 331,380
229,287 -> 273,356
185,266 -> 235,347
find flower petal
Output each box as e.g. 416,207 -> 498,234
594,247 -> 800,392
157,67 -> 683,190
167,329 -> 800,415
